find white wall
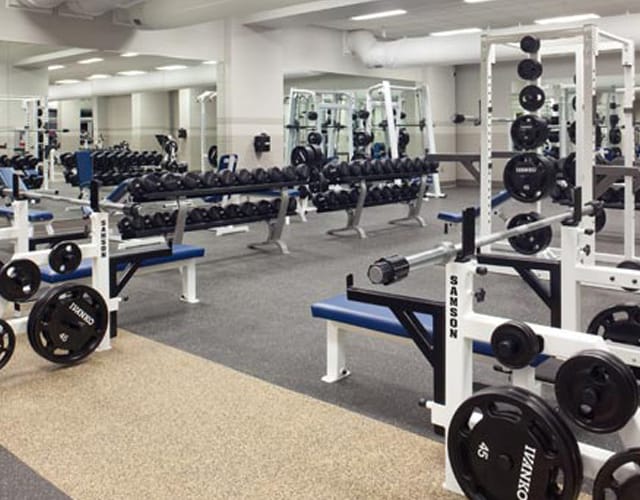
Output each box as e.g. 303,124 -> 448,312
131,91 -> 171,151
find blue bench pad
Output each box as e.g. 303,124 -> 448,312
0,207 -> 54,222
437,190 -> 512,224
40,244 -> 205,283
312,294 -> 547,366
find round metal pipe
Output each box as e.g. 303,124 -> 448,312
1,189 -> 128,213
369,205 -> 597,285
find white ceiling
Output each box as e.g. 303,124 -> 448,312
246,0 -> 640,38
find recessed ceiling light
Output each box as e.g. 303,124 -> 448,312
47,64 -> 65,71
156,65 -> 188,71
535,13 -> 600,25
55,79 -> 81,85
351,9 -> 407,21
117,70 -> 147,76
202,60 -> 218,65
78,57 -> 104,65
87,74 -> 110,80
121,52 -> 139,58
431,27 -> 482,37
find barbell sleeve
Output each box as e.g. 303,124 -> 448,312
369,205 -> 598,285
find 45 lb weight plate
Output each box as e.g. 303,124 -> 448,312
593,448 -> 640,500
448,386 -> 582,500
27,284 -> 108,365
511,114 -> 549,150
503,153 -> 556,203
506,212 -> 553,255
0,319 -> 15,370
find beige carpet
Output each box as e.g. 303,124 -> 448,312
0,331 -> 460,500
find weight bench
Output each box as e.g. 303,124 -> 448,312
0,167 -> 55,225
312,293 -> 547,387
438,190 -> 511,233
40,243 -> 204,303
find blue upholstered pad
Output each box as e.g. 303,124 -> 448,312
438,190 -> 512,224
312,294 -> 547,366
0,207 -> 54,222
40,244 -> 205,283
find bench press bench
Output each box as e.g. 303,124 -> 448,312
437,190 -> 511,232
40,243 -> 205,303
312,293 -> 547,385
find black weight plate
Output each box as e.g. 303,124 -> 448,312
49,242 -> 82,275
503,153 -> 555,203
491,320 -> 543,369
448,386 -> 582,500
609,127 -> 622,145
616,261 -> 640,292
291,145 -> 314,167
27,284 -> 108,365
517,59 -> 543,81
519,85 -> 546,112
520,35 -> 541,54
0,259 -> 41,302
295,164 -> 310,182
593,448 -> 640,500
0,319 -> 15,370
506,212 -> 553,255
511,114 -> 549,150
556,350 -> 638,434
587,304 -> 640,356
308,131 -> 323,146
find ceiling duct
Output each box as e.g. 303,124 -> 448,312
17,0 -> 65,8
17,0 -> 128,16
347,13 -> 640,67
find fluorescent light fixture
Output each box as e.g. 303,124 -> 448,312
351,9 -> 407,21
55,79 -> 80,85
156,65 -> 188,71
202,60 -> 218,65
78,57 -> 104,65
121,52 -> 139,58
47,64 -> 65,71
535,13 -> 600,25
87,74 -> 110,80
117,70 -> 147,76
431,27 -> 482,37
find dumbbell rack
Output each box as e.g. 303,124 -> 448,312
126,182 -> 299,255
319,172 -> 429,239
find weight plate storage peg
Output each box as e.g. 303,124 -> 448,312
555,350 -> 638,434
0,259 -> 41,302
491,321 -> 543,369
593,448 -> 640,500
448,386 -> 583,500
519,85 -> 546,112
503,153 -> 556,203
49,242 -> 83,275
510,114 -> 550,150
27,284 -> 108,365
506,212 -> 553,255
0,319 -> 15,370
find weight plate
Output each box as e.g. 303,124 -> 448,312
511,114 -> 549,150
519,85 -> 546,112
520,35 -> 541,54
491,321 -> 543,369
587,304 -> 640,371
49,242 -> 83,275
555,350 -> 638,434
291,145 -> 314,167
448,386 -> 582,500
506,212 -> 553,255
0,259 -> 41,302
308,131 -> 323,146
0,319 -> 15,370
517,59 -> 543,81
610,127 -> 622,145
27,284 -> 108,365
593,448 -> 640,500
503,153 -> 556,203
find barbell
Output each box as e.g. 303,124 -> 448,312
368,203 -> 601,285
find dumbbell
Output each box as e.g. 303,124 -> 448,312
326,191 -> 340,209
182,172 -> 203,190
337,191 -> 351,208
201,171 -> 219,188
282,166 -> 298,183
349,188 -> 360,205
391,158 -> 403,174
256,200 -> 272,216
368,187 -> 383,205
370,159 -> 383,176
208,206 -> 225,222
399,183 -> 412,200
312,193 -> 329,211
151,211 -> 172,228
399,157 -> 413,173
160,172 -> 182,191
360,160 -> 373,177
348,161 -> 362,178
390,185 -> 402,202
239,202 -> 258,218
254,168 -> 270,184
288,197 -> 298,213
323,163 -> 340,183
380,186 -> 394,203
237,169 -> 255,185
225,204 -> 241,219
295,164 -> 310,182
140,173 -> 162,193
187,207 -> 209,225
409,181 -> 421,198
336,162 -> 350,179
269,167 -> 284,183
220,169 -> 238,187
